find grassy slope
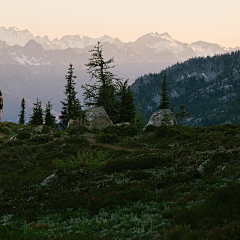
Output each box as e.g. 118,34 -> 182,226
1,122 -> 240,239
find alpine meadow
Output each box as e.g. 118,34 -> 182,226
1,2 -> 240,238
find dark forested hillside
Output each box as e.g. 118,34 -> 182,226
131,51 -> 240,126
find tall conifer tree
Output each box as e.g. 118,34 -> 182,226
117,80 -> 135,123
59,63 -> 84,129
29,98 -> 43,125
18,98 -> 26,125
82,42 -> 120,122
158,72 -> 170,109
44,100 -> 56,127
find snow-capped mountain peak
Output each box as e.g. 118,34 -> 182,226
159,32 -> 172,41
8,26 -> 20,32
0,26 -> 239,59
0,26 -> 34,47
189,41 -> 238,56
133,32 -> 193,56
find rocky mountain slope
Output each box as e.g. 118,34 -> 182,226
131,51 -> 240,126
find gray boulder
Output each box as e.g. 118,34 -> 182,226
68,106 -> 113,130
34,125 -> 53,134
146,109 -> 177,127
197,165 -> 204,174
197,159 -> 210,174
86,106 -> 113,130
35,125 -> 44,133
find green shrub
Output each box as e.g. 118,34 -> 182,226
165,224 -> 191,240
101,155 -> 169,173
101,125 -> 138,137
16,131 -> 31,140
52,149 -> 111,170
206,221 -> 240,240
156,125 -> 183,138
66,125 -> 89,135
129,169 -> 150,180
144,124 -> 158,132
21,160 -> 34,173
95,132 -> 119,143
173,184 -> 240,230
87,182 -> 154,215
53,131 -> 62,138
30,134 -> 53,143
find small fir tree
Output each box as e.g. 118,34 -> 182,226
176,104 -> 191,125
158,72 -> 170,109
44,100 -> 56,127
29,98 -> 43,125
72,98 -> 86,125
117,80 -> 135,123
134,99 -> 146,131
18,98 -> 26,125
59,63 -> 84,129
238,71 -> 240,104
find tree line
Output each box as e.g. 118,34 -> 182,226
18,42 -> 136,128
18,41 -> 194,128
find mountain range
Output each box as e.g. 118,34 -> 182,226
131,50 -> 240,126
0,26 -> 239,123
1,26 -> 239,55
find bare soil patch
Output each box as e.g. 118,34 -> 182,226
87,137 -> 138,152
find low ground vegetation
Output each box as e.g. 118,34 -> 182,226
1,122 -> 240,239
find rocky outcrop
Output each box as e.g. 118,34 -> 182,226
68,106 -> 113,130
85,106 -> 113,130
146,109 -> 177,127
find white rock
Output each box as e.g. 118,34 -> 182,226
35,125 -> 44,133
197,165 -> 204,174
146,109 -> 177,127
41,173 -> 55,186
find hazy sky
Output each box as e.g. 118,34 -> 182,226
1,0 -> 240,47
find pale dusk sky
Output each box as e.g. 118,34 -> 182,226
1,0 -> 240,47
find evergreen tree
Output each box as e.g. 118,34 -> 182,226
238,71 -> 240,104
82,41 -> 120,122
158,72 -> 170,109
29,98 -> 43,125
134,99 -> 146,131
176,104 -> 191,125
117,80 -> 135,123
44,100 -> 56,127
59,63 -> 84,129
161,110 -> 171,127
18,98 -> 26,125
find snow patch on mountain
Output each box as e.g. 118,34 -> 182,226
13,54 -> 51,66
51,34 -> 116,50
190,41 -> 240,57
202,72 -> 208,78
149,40 -> 185,54
218,93 -> 236,102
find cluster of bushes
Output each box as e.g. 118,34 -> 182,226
95,124 -> 139,143
2,120 -> 240,239
101,154 -> 169,173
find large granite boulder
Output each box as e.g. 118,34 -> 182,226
85,106 -> 113,130
68,106 -> 113,130
146,109 -> 177,127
